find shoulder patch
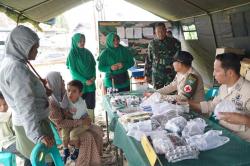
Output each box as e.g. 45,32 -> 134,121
182,73 -> 198,98
184,84 -> 192,93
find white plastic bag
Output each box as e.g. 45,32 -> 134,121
150,131 -> 186,154
182,118 -> 207,138
151,110 -> 179,129
165,145 -> 199,163
151,102 -> 187,115
126,120 -> 152,141
140,92 -> 161,107
127,119 -> 152,132
214,100 -> 240,119
165,116 -> 187,133
186,130 -> 230,151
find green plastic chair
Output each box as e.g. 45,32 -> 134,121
0,152 -> 16,166
205,87 -> 219,101
30,143 -> 64,166
205,87 -> 219,123
50,122 -> 62,145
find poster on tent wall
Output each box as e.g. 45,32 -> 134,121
98,21 -> 170,64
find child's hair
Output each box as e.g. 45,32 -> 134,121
0,92 -> 4,100
67,80 -> 83,92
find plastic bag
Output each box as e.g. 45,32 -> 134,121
186,130 -> 230,151
150,102 -> 187,115
151,110 -> 179,129
176,102 -> 190,113
127,119 -> 152,132
182,118 -> 207,138
150,131 -> 199,162
150,131 -> 186,154
127,120 -> 152,141
165,145 -> 199,163
165,116 -> 187,133
214,100 -> 240,119
140,92 -> 161,107
151,118 -> 161,130
127,129 -> 146,141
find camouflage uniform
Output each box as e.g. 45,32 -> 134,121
200,77 -> 250,141
145,37 -> 181,89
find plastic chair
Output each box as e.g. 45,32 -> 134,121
0,152 -> 16,166
30,143 -> 64,166
205,87 -> 219,101
50,122 -> 62,145
205,87 -> 219,123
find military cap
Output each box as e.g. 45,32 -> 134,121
173,51 -> 193,66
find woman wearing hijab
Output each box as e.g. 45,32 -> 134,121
46,71 -> 103,166
98,32 -> 134,92
66,33 -> 96,113
0,26 -> 54,162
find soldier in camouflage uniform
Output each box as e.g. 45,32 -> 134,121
144,22 -> 181,89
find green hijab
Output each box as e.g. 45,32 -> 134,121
105,32 -> 126,57
66,33 -> 95,79
106,32 -> 118,48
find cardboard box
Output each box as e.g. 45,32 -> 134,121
240,58 -> 250,81
131,77 -> 148,91
216,47 -> 245,56
245,71 -> 250,82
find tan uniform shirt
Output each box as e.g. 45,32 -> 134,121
157,67 -> 205,102
200,77 -> 250,141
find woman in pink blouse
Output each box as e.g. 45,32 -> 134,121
46,71 -> 103,166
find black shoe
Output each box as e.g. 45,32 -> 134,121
62,148 -> 70,164
70,148 -> 79,160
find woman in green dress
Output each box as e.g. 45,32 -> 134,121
98,32 -> 134,92
66,33 -> 96,110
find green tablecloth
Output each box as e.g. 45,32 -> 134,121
103,95 -> 119,131
103,94 -> 250,166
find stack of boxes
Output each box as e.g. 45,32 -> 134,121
128,67 -> 148,91
216,47 -> 245,57
240,58 -> 250,81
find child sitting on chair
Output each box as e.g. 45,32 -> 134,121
0,92 -> 31,165
60,80 -> 91,163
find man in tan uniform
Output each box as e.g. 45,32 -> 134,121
145,51 -> 205,102
189,53 -> 250,141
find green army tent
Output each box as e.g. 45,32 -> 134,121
0,0 -> 249,86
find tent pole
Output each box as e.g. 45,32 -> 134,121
208,14 -> 218,48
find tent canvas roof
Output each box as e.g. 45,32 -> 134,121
0,0 -> 249,23
125,0 -> 250,21
0,0 -> 90,23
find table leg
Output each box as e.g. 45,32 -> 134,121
105,111 -> 110,143
115,147 -> 119,166
119,149 -> 124,166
